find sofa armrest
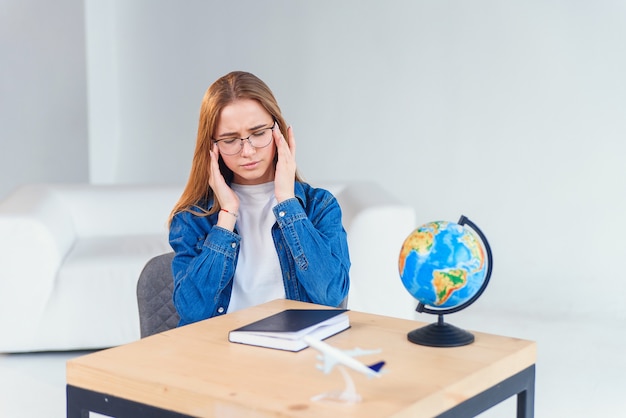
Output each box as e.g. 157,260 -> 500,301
0,185 -> 76,344
333,182 -> 418,319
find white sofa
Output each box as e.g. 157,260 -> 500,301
0,182 -> 415,352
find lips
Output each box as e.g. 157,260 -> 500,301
241,161 -> 259,169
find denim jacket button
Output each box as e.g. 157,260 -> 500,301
279,211 -> 286,217
231,242 -> 236,248
217,307 -> 225,314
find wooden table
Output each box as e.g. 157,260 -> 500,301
66,299 -> 536,417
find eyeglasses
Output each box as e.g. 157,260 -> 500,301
212,122 -> 276,155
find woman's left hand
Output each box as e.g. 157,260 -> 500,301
274,124 -> 296,202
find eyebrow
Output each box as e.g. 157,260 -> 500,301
216,122 -> 271,139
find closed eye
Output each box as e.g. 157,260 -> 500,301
220,138 -> 239,145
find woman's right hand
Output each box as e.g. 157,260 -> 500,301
209,144 -> 239,229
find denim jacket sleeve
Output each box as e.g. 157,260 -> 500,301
273,185 -> 350,307
169,210 -> 240,325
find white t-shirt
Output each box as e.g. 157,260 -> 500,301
227,182 -> 285,313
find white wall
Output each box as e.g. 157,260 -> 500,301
0,0 -> 88,197
2,0 -> 626,316
83,0 -> 626,316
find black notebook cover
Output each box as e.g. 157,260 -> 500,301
232,309 -> 348,334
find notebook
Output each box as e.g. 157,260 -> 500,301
228,309 -> 350,352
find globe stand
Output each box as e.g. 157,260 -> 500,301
407,313 -> 474,347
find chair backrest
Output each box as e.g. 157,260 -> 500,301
136,252 -> 179,338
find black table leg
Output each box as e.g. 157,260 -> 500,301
516,365 -> 535,418
436,364 -> 536,418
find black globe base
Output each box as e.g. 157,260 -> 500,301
407,315 -> 474,347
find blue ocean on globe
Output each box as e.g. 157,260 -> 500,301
398,221 -> 488,309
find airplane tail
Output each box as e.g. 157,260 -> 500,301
368,361 -> 385,373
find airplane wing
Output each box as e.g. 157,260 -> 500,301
341,347 -> 382,357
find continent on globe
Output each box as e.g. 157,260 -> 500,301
432,269 -> 467,306
462,234 -> 485,272
398,229 -> 435,274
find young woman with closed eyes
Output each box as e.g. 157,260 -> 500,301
168,71 -> 350,325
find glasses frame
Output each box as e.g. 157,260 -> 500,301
212,121 -> 277,155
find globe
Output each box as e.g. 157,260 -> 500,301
398,216 -> 493,347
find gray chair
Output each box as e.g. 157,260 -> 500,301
136,252 -> 179,338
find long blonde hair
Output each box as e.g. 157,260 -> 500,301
170,71 -> 302,224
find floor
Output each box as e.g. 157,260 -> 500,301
1,309 -> 624,417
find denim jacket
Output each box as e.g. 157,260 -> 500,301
169,182 -> 351,326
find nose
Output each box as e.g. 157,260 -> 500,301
240,138 -> 256,156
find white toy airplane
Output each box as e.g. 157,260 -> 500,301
302,335 -> 385,378
302,335 -> 386,403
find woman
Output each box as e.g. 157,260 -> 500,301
169,71 -> 350,326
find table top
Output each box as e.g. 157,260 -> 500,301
66,299 -> 536,418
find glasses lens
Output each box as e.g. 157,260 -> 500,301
249,128 -> 273,149
216,139 -> 240,155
